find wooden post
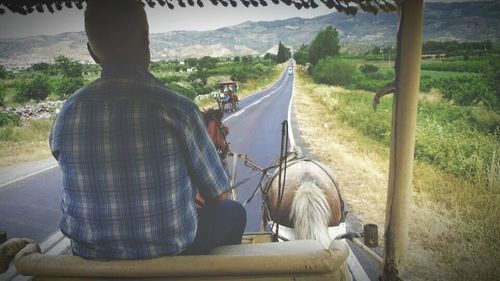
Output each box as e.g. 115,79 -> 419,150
382,0 -> 424,280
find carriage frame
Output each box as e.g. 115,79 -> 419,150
0,0 -> 425,280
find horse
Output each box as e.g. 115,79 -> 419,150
197,108 -> 235,206
202,108 -> 229,160
262,152 -> 345,248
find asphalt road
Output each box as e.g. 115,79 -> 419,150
223,63 -> 293,232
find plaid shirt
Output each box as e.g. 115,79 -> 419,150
50,65 -> 229,259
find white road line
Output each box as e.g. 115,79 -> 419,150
223,82 -> 285,122
347,244 -> 372,281
45,237 -> 70,256
287,68 -> 296,148
0,164 -> 58,189
39,230 -> 64,253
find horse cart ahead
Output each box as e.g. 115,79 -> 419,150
214,81 -> 239,112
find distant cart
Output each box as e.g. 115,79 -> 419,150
214,81 -> 239,112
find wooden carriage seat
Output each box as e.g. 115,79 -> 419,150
14,240 -> 350,281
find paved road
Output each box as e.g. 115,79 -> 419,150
0,62 -> 380,281
223,63 -> 293,232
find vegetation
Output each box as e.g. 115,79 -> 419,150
422,40 -> 493,58
292,33 -> 499,280
0,54 -> 281,164
311,57 -> 356,87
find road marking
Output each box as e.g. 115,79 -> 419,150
223,82 -> 285,122
347,244 -> 372,281
287,69 -> 296,148
45,237 -> 70,255
39,230 -> 65,252
0,164 -> 59,190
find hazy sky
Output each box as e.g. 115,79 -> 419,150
0,4 -> 333,39
0,0 -> 480,39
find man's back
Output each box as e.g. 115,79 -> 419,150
50,66 -> 229,259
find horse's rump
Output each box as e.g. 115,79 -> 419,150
263,158 -> 344,228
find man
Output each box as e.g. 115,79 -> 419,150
50,0 -> 246,259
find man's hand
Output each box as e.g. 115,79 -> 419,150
195,191 -> 230,208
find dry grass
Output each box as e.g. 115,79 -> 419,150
0,119 -> 53,167
0,141 -> 52,167
293,68 -> 499,280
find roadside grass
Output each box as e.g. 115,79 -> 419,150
0,119 -> 53,167
293,67 -> 499,280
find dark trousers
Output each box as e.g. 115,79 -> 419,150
181,200 -> 246,255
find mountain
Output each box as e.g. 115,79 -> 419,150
1,1 -> 499,69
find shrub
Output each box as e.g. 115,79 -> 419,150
312,57 -> 356,87
0,112 -> 20,127
15,74 -> 51,102
54,77 -> 86,99
359,64 -> 379,74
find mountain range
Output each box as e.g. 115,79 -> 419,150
0,1 -> 499,69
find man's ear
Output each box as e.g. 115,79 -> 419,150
87,42 -> 101,64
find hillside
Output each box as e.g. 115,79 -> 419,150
0,1 -> 499,68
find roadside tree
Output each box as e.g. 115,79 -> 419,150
309,26 -> 340,66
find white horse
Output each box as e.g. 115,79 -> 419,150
263,152 -> 345,248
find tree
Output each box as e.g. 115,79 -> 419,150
54,55 -> 83,77
276,41 -> 291,64
308,26 -> 340,66
293,44 -> 309,65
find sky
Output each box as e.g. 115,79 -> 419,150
0,0 -> 482,39
0,4 -> 334,39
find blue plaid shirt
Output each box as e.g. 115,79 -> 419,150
50,65 -> 229,259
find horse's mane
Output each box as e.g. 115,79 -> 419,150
202,108 -> 223,126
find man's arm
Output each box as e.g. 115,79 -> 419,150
184,110 -> 230,200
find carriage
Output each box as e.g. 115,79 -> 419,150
214,81 -> 239,112
0,0 -> 425,280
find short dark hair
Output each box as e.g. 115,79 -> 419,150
85,0 -> 149,63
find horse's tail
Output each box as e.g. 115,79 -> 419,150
289,180 -> 332,248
